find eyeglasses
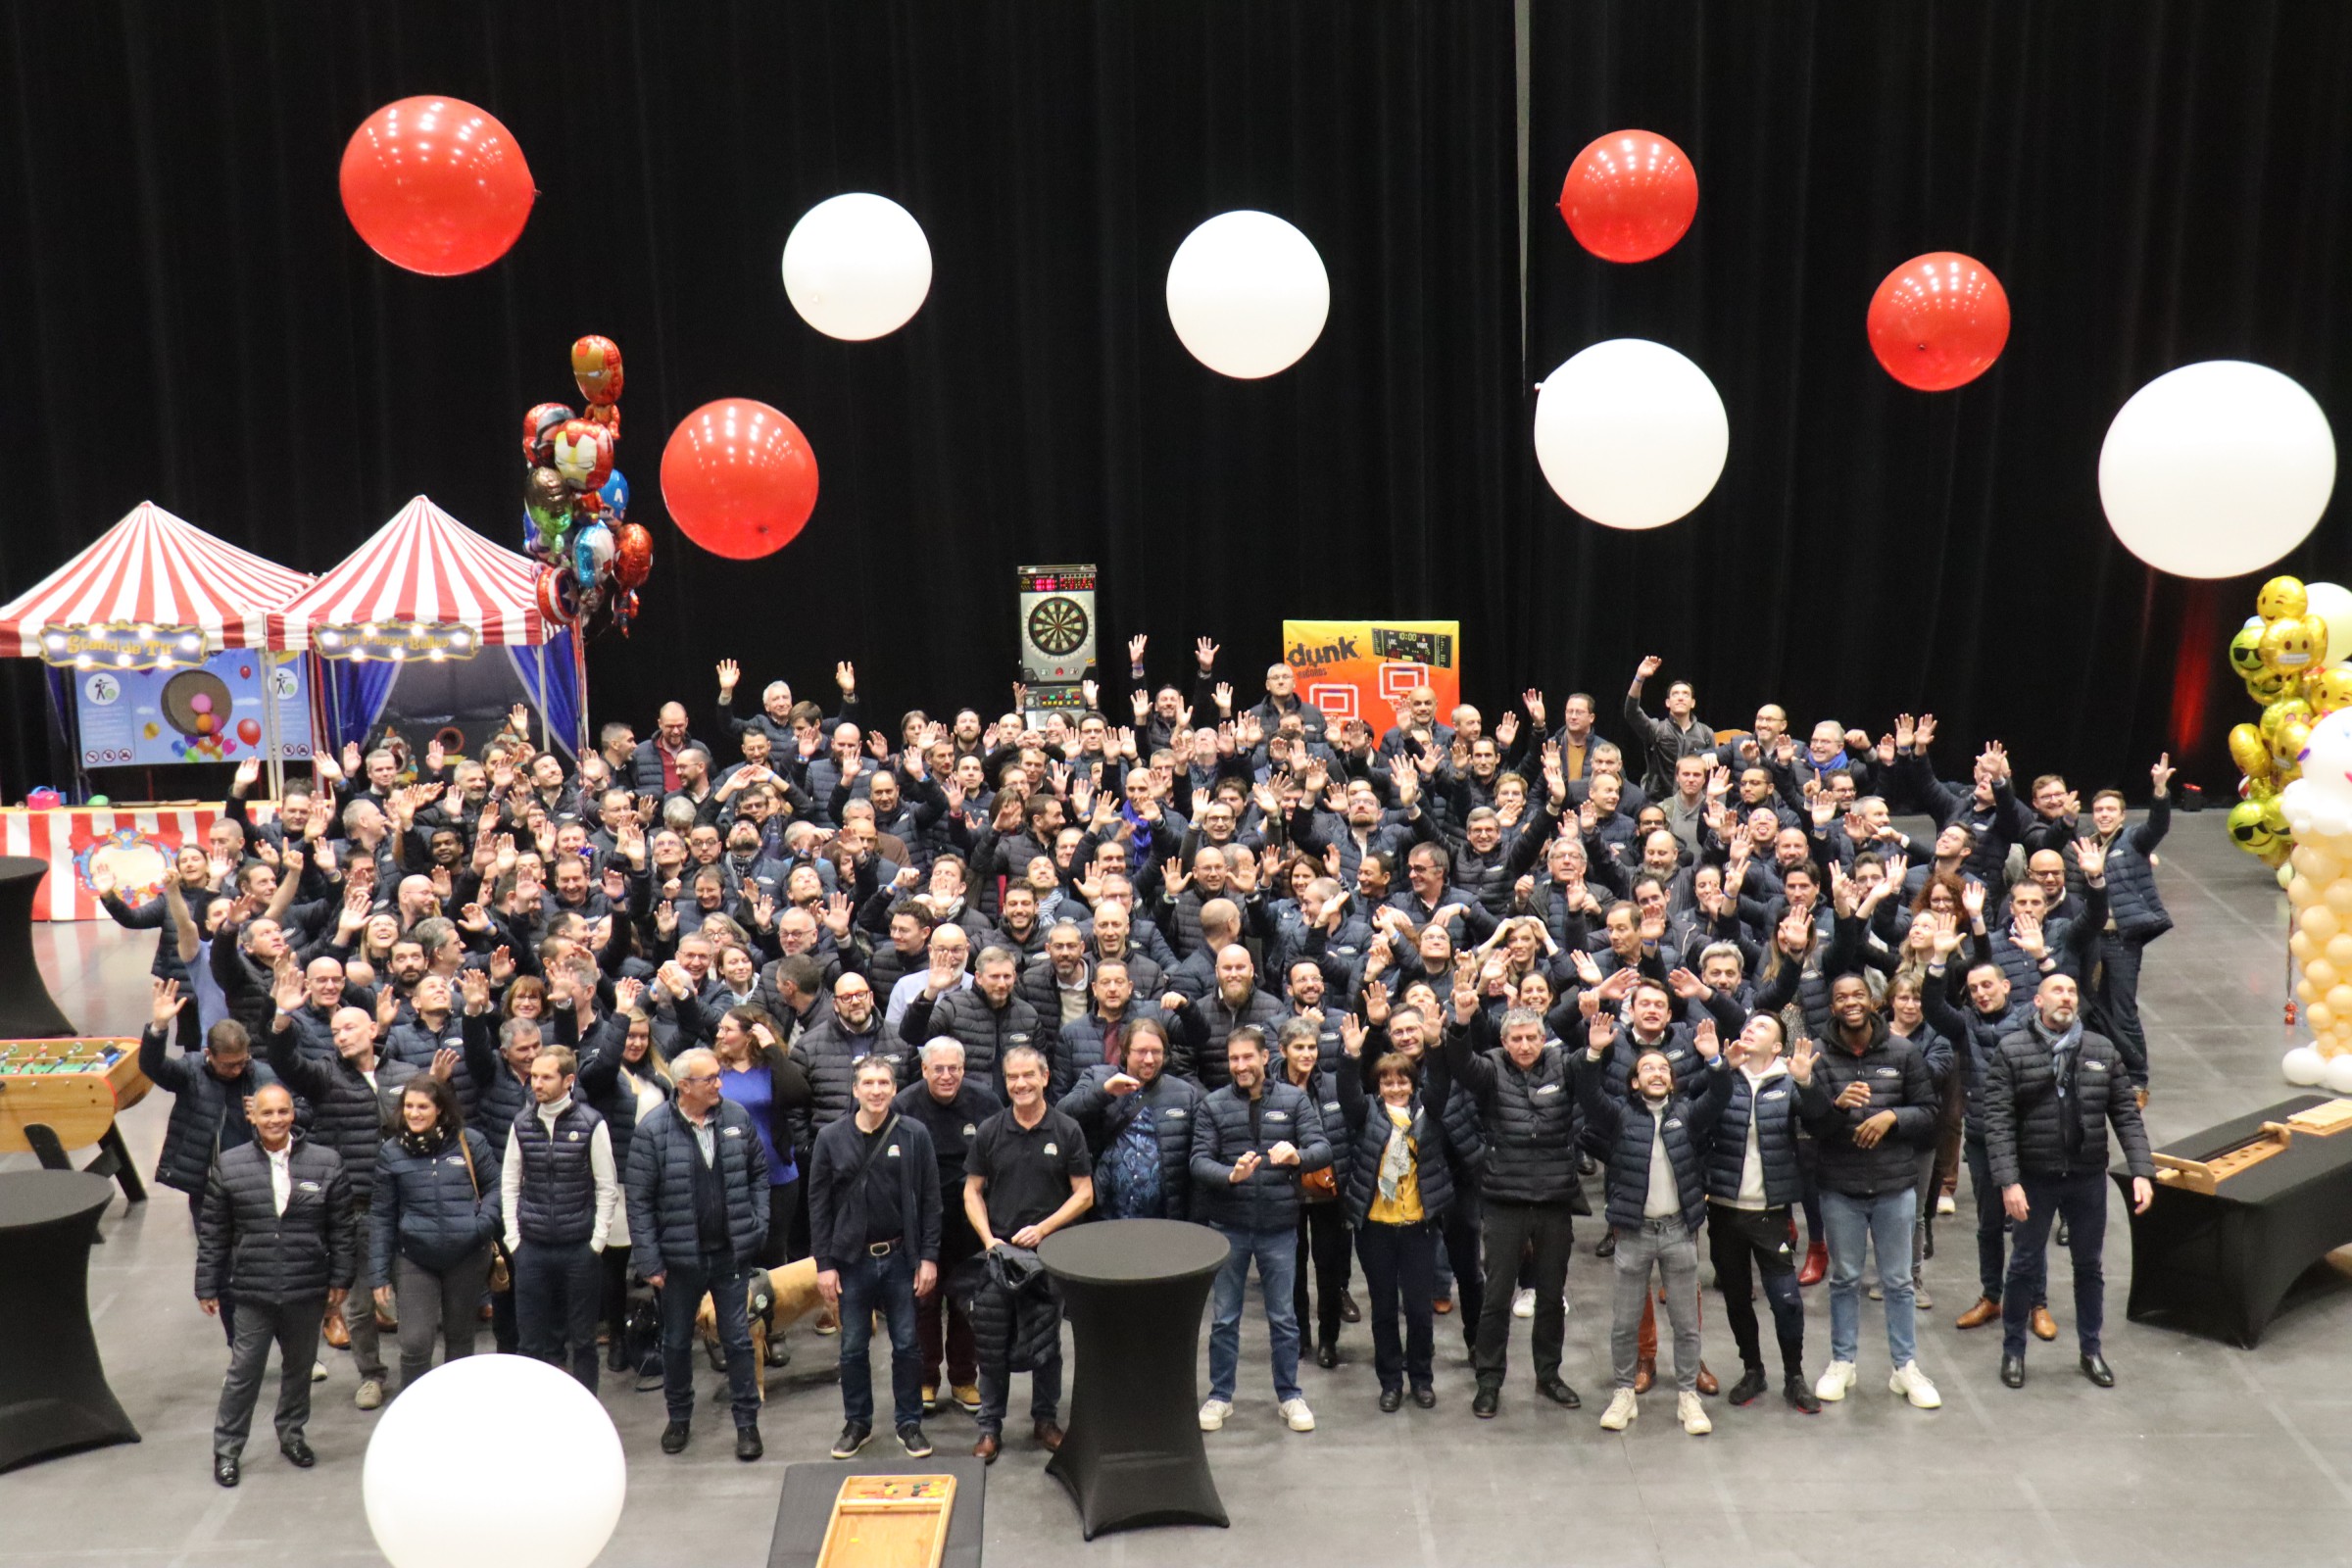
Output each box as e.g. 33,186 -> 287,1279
679,1072 -> 722,1087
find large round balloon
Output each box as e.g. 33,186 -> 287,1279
365,1354 -> 623,1568
661,399 -> 820,560
781,193 -> 935,342
339,97 -> 534,276
1866,252 -> 2010,391
2098,361 -> 2337,578
1557,130 -> 1699,264
1533,339 -> 1729,529
2305,581 -> 2352,665
1164,211 -> 1330,379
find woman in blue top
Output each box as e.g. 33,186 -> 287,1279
710,1004 -> 813,1268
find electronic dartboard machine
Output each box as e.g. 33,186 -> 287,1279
1016,564 -> 1098,726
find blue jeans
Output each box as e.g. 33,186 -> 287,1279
1208,1224 -> 1300,1404
657,1252 -> 760,1427
2002,1169 -> 2109,1357
514,1240 -> 602,1390
837,1246 -> 925,1431
1821,1188 -> 1917,1368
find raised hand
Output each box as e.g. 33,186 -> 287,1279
1494,711 -> 1520,751
2074,837 -> 2106,879
1195,636 -> 1219,672
835,662 -> 857,695
1667,965 -> 1707,1001
1693,1018 -> 1721,1060
716,659 -> 740,695
1635,656 -> 1663,682
1521,689 -> 1545,728
2012,910 -> 2046,958
2150,752 -> 2174,797
1962,880 -> 1985,922
1788,1035 -> 1819,1085
1586,1011 -> 1615,1055
1212,681 -> 1235,715
1893,713 -> 1916,751
1361,980 -> 1391,1026
151,977 -> 186,1029
459,966 -> 493,1011
1131,688 -> 1152,724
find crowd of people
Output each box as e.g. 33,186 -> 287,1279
114,638 -> 2175,1481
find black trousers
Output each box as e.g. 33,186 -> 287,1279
766,1178 -> 801,1269
1440,1172 -> 1484,1347
1471,1198 -> 1572,1387
1707,1201 -> 1805,1376
1293,1200 -> 1352,1350
190,1192 -> 235,1345
1355,1220 -> 1438,1393
514,1240 -> 602,1390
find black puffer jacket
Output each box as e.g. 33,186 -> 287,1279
195,1137 -> 356,1303
370,1126 -> 502,1277
1703,1063 -> 1804,1208
1576,1052 -> 1733,1234
898,987 -> 1042,1094
1285,1063 -> 1366,1203
1050,1004 -> 1168,1102
1057,1065 -> 1205,1220
623,1098 -> 771,1272
1795,1017 -> 1937,1197
1169,986 -> 1288,1091
571,1015 -> 672,1177
263,1024 -> 417,1204
140,1024 -> 281,1198
2073,796 -> 2172,941
793,1013 -> 914,1132
1442,1011 -> 1580,1205
1982,1020 -> 2154,1187
386,1010 -> 478,1111
1358,1025 -> 1488,1183
1188,1079 -> 1332,1232
1343,1087 -> 1457,1225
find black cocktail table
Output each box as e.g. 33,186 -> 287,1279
2114,1094 -> 2352,1348
0,857 -> 74,1038
0,1170 -> 138,1470
1037,1218 -> 1230,1538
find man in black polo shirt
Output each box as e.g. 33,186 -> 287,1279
961,1045 -> 1093,1463
810,1056 -> 943,1460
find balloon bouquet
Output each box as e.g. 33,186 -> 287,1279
2277,705 -> 2352,1093
520,337 -> 656,636
2225,574 -> 2352,870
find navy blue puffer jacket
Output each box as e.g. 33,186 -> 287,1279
370,1126 -> 502,1277
623,1098 -> 771,1272
1188,1079 -> 1332,1232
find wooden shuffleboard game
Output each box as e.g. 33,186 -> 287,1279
814,1475 -> 956,1568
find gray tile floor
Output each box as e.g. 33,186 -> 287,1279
5,814 -> 2351,1567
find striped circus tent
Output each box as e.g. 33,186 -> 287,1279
0,501 -> 311,660
267,494 -> 548,652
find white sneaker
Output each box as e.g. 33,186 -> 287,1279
1511,1288 -> 1536,1319
1198,1397 -> 1233,1431
1889,1361 -> 1942,1409
311,1360 -> 328,1384
1598,1388 -> 1639,1431
1815,1360 -> 1858,1402
1678,1391 -> 1712,1435
1279,1397 -> 1316,1432
1936,1193 -> 1957,1216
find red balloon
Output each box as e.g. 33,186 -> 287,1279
660,400 -> 819,561
236,718 -> 262,747
340,97 -> 534,275
535,565 -> 579,627
612,522 -> 654,589
1558,130 -> 1698,264
1866,252 -> 2010,391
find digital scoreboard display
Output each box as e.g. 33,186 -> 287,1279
1017,567 -> 1098,594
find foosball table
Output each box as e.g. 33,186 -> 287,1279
0,1039 -> 149,1202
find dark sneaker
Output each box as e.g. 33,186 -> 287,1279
830,1423 -> 872,1459
898,1424 -> 934,1457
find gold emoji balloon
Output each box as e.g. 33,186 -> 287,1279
2230,722 -> 2273,780
2257,575 -> 2309,621
2263,695 -> 2314,742
2261,614 -> 2329,677
2229,798 -> 2279,855
2307,664 -> 2352,717
2229,618 -> 2270,680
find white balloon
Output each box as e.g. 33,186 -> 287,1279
2098,361 -> 2335,578
2283,1045 -> 2328,1086
1164,211 -> 1329,379
2327,1052 -> 2352,1095
365,1354 -> 624,1568
1533,339 -> 1730,529
781,193 -> 933,341
2307,581 -> 2352,666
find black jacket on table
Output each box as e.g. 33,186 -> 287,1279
1795,1016 -> 1938,1197
1442,1011 -> 1580,1205
1056,1064 -> 1203,1221
1188,1078 -> 1332,1232
1981,1020 -> 2154,1188
624,1098 -> 771,1272
1575,1050 -> 1734,1234
263,1021 -> 417,1204
196,1137 -> 356,1303
370,1126 -> 502,1279
806,1109 -> 942,1272
140,1024 -> 281,1198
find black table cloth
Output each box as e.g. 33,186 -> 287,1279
0,1170 -> 137,1471
2113,1093 -> 2352,1348
1038,1218 -> 1231,1539
0,857 -> 74,1038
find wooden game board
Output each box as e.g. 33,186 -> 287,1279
813,1474 -> 956,1568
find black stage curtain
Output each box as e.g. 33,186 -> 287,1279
0,1 -> 2344,802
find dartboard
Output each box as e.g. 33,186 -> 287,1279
1026,595 -> 1090,657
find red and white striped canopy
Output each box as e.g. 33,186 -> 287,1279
268,495 -> 548,651
0,501 -> 312,659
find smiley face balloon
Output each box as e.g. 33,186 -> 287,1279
2230,722 -> 2273,781
2258,575 -> 2310,622
2247,664 -> 2298,706
2262,614 -> 2330,678
2230,617 -> 2271,682
2230,798 -> 2281,856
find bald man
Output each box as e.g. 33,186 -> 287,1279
266,967 -> 430,1409
198,1081 -> 356,1485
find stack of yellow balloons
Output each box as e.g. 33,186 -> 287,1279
2278,715 -> 2352,1092
2227,574 -> 2352,873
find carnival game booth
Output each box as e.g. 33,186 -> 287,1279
267,495 -> 586,764
0,502 -> 307,917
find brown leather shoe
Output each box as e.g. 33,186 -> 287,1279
1954,1297 -> 2001,1330
1032,1420 -> 1064,1452
1432,1297 -> 1453,1316
1695,1363 -> 1719,1397
1633,1356 -> 1656,1395
2031,1306 -> 2059,1343
972,1433 -> 1001,1464
322,1310 -> 350,1349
